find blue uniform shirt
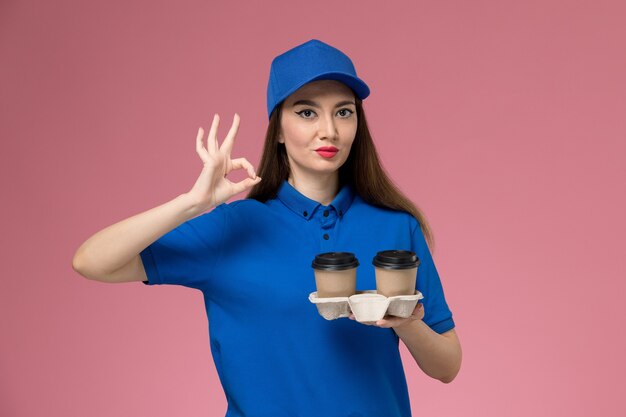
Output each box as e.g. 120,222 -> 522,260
140,180 -> 455,417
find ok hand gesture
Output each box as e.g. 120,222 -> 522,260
187,113 -> 261,211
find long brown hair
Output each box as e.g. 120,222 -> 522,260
246,96 -> 436,251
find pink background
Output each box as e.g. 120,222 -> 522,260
1,0 -> 625,416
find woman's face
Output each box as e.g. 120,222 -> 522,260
278,79 -> 358,181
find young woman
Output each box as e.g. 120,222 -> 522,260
73,39 -> 461,417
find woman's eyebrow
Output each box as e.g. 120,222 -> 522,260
291,99 -> 355,108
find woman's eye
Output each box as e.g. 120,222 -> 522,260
338,109 -> 354,118
296,109 -> 316,118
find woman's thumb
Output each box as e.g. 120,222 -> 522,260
232,176 -> 261,194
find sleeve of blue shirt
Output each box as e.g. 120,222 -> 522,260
410,216 -> 455,334
139,203 -> 227,290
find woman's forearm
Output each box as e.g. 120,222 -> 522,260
72,193 -> 205,278
394,321 -> 461,383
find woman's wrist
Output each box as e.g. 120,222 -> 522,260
393,318 -> 428,337
180,192 -> 213,218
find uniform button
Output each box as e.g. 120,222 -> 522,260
323,210 -> 329,217
303,211 -> 308,217
323,234 -> 329,240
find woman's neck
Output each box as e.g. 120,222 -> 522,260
288,172 -> 339,206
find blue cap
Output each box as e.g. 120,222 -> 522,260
266,39 -> 370,119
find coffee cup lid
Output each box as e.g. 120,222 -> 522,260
372,250 -> 420,269
312,252 -> 359,271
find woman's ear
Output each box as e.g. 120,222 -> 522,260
278,132 -> 285,144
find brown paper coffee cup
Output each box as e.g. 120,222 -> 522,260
312,252 -> 359,298
373,250 -> 420,297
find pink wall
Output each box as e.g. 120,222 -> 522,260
1,0 -> 624,415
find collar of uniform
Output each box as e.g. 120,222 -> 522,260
276,180 -> 355,220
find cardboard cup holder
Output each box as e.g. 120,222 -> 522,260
308,290 -> 424,323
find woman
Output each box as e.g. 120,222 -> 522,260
73,39 -> 461,417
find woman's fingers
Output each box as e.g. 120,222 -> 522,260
229,157 -> 257,179
231,175 -> 262,195
196,112 -> 245,174
207,114 -> 219,154
196,127 -> 207,162
220,113 -> 240,156
200,112 -> 239,158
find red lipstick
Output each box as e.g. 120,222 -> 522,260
316,146 -> 338,158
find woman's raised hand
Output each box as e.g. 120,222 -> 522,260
187,113 -> 261,211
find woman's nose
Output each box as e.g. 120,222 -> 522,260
318,113 -> 338,140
